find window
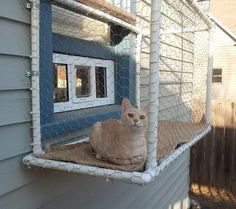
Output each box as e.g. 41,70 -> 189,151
96,67 -> 107,98
53,53 -> 115,112
75,66 -> 91,98
54,64 -> 69,103
212,68 -> 222,83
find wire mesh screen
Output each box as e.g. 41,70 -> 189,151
156,0 -> 210,160
24,0 -> 211,182
39,0 -> 147,172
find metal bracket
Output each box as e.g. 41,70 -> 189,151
25,71 -> 40,77
25,0 -> 32,9
25,71 -> 32,77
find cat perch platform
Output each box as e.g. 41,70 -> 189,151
23,120 -> 211,184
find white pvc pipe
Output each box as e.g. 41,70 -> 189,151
53,0 -> 141,34
205,27 -> 214,122
23,125 -> 211,185
185,0 -> 213,29
146,0 -> 162,170
31,0 -> 42,154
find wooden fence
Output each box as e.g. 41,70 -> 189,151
190,100 -> 236,208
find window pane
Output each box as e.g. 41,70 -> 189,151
75,66 -> 91,97
213,68 -> 222,76
212,76 -> 222,83
96,67 -> 107,98
54,64 -> 69,103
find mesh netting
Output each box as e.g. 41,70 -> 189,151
23,0 -> 212,183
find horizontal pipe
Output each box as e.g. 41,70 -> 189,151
185,0 -> 213,29
53,0 -> 141,34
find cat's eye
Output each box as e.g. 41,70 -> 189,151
128,113 -> 134,118
139,115 -> 145,119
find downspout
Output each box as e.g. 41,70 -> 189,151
30,0 -> 42,154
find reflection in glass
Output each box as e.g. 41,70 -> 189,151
96,67 -> 107,98
54,63 -> 69,103
75,66 -> 90,97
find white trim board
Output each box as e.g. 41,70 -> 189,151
53,53 -> 115,113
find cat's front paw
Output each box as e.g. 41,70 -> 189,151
95,153 -> 102,160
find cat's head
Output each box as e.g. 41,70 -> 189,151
121,98 -> 148,130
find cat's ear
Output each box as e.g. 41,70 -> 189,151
122,98 -> 133,113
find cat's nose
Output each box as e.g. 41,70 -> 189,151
134,118 -> 138,123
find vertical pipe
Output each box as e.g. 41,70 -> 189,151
185,0 -> 212,29
206,27 -> 214,123
146,0 -> 162,170
31,0 -> 43,154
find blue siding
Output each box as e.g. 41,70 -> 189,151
129,35 -> 137,105
114,35 -> 136,105
39,1 -> 136,139
53,33 -> 114,60
39,0 -> 53,125
41,105 -> 121,139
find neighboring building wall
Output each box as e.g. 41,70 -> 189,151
211,26 -> 236,99
0,1 -> 190,209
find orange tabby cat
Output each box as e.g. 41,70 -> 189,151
90,98 -> 147,165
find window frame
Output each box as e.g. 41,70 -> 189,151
212,68 -> 223,84
53,53 -> 115,113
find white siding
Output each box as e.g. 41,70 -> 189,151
212,26 -> 236,99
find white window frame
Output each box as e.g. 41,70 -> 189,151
53,53 -> 115,113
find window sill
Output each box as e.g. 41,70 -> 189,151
41,104 -> 121,139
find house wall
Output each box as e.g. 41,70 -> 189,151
0,0 -> 190,209
211,26 -> 236,99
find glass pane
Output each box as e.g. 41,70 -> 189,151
54,64 -> 69,103
212,76 -> 222,83
95,67 -> 107,98
75,66 -> 91,97
213,68 -> 222,76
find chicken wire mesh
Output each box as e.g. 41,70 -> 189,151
23,0 -> 212,183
